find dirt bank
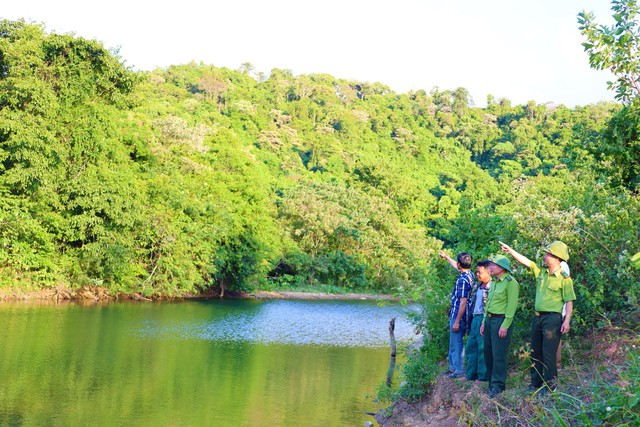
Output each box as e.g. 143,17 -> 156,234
375,325 -> 640,426
0,286 -> 399,302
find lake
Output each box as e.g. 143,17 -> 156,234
0,298 -> 417,426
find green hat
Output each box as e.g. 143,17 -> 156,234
490,254 -> 511,272
544,241 -> 569,261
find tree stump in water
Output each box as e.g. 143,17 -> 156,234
389,317 -> 397,357
386,317 -> 397,387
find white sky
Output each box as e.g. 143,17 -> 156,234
4,0 -> 618,107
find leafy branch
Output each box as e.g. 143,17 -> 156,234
578,0 -> 640,104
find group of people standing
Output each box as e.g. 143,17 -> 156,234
439,240 -> 576,398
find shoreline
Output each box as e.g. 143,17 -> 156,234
0,286 -> 401,303
249,290 -> 400,301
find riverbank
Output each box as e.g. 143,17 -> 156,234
250,290 -> 400,301
375,323 -> 640,426
0,285 -> 399,302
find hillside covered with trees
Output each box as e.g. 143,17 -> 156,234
0,18 -> 637,312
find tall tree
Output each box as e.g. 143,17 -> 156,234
0,20 -> 144,286
579,1 -> 640,188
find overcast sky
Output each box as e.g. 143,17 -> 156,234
4,0 -> 618,107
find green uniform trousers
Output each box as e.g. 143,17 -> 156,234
465,314 -> 487,381
483,316 -> 513,393
530,312 -> 562,388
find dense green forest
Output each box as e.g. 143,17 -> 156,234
0,18 -> 638,321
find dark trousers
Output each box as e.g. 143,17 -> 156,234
530,313 -> 562,388
465,315 -> 487,381
483,316 -> 513,392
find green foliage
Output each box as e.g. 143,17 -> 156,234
395,340 -> 442,402
311,251 -> 368,289
0,193 -> 57,286
598,100 -> 640,188
0,19 -> 637,311
579,1 -> 640,104
395,270 -> 451,400
591,349 -> 640,425
579,2 -> 640,190
542,347 -> 640,426
0,19 -> 144,290
275,180 -> 436,292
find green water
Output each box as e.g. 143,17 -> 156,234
0,299 -> 415,426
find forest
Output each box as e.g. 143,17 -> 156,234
0,18 -> 638,316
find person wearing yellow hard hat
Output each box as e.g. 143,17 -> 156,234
499,240 -> 576,396
479,253 -> 519,397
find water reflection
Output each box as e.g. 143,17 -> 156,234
136,300 -> 417,347
0,299 -> 416,426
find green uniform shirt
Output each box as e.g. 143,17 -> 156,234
530,263 -> 576,313
483,273 -> 519,329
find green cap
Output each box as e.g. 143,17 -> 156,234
544,241 -> 569,261
490,254 -> 511,272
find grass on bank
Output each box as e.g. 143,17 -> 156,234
376,312 -> 640,426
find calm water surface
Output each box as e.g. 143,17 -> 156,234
0,299 -> 416,426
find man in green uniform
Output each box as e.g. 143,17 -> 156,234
499,240 -> 576,395
480,254 -> 519,397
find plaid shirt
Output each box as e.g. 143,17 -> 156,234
449,270 -> 473,320
471,279 -> 491,315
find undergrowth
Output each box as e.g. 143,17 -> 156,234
378,309 -> 640,426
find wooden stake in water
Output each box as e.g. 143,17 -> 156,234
386,317 -> 397,386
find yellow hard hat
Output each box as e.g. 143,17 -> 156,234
631,252 -> 640,269
544,241 -> 569,261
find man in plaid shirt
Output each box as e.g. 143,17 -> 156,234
439,250 -> 474,378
